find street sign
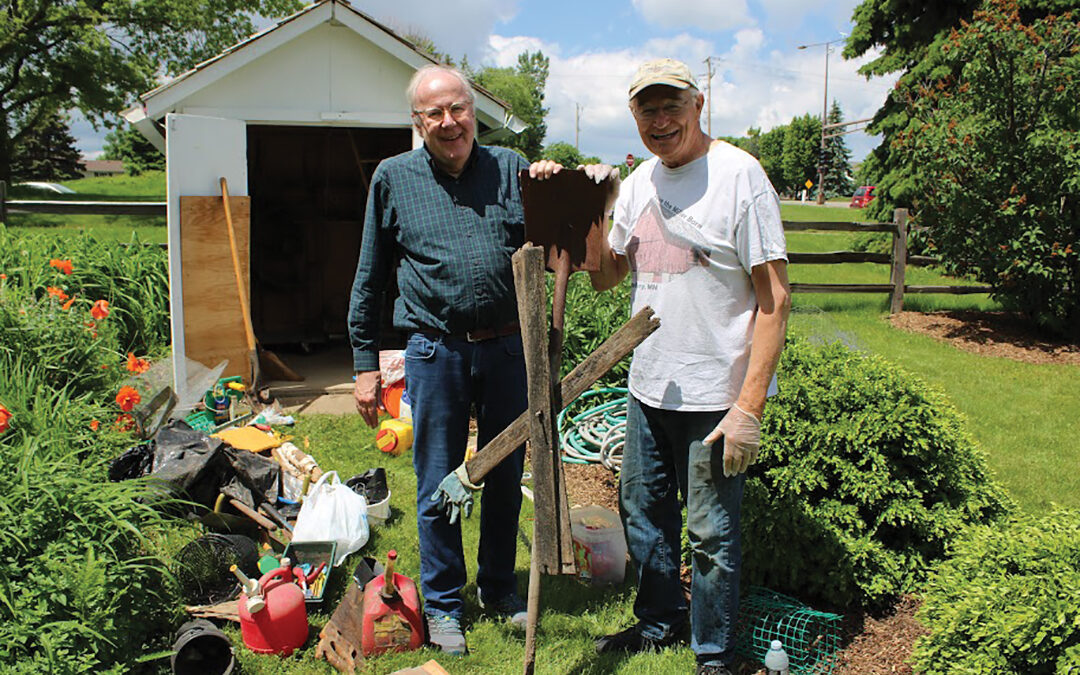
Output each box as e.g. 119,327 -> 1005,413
805,179 -> 813,189
626,153 -> 635,168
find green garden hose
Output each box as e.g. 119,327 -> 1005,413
558,388 -> 627,471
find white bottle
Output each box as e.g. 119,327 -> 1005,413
764,639 -> 790,675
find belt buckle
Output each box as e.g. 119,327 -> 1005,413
465,329 -> 482,343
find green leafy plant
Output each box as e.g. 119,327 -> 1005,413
898,0 -> 1080,337
560,273 -> 632,390
911,509 -> 1080,674
741,336 -> 1013,609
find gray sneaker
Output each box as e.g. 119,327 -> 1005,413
478,590 -> 528,629
425,614 -> 467,655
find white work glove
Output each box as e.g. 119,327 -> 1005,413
703,404 -> 761,477
578,163 -> 620,184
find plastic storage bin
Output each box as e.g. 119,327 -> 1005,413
281,540 -> 336,605
570,506 -> 627,585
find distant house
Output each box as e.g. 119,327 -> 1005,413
80,159 -> 125,177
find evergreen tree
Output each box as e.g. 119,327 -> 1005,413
102,127 -> 164,176
823,100 -> 853,198
10,111 -> 82,181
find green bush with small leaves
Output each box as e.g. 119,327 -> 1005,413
741,337 -> 1013,609
560,272 -> 632,390
911,509 -> 1080,674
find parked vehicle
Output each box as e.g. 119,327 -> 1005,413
14,181 -> 76,194
850,185 -> 876,208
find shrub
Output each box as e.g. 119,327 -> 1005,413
911,509 -> 1080,674
741,337 -> 1012,609
899,1 -> 1080,337
0,357 -> 177,673
560,272 -> 632,390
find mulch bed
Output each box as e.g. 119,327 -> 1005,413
889,310 -> 1080,366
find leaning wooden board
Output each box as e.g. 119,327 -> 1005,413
179,196 -> 251,379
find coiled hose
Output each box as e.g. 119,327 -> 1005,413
557,387 -> 627,472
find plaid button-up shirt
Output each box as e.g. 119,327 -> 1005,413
348,143 -> 529,372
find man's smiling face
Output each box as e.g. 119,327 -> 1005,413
631,85 -> 705,168
412,70 -> 476,176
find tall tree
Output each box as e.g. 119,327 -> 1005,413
900,0 -> 1080,336
845,0 -> 1073,220
756,125 -> 787,195
10,111 -> 82,181
0,0 -> 303,183
781,114 -> 821,197
102,127 -> 164,176
823,100 -> 853,198
473,51 -> 550,160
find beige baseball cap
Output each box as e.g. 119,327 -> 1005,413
628,58 -> 699,100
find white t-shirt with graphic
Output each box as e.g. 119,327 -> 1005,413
609,140 -> 787,411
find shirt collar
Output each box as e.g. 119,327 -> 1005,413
422,141 -> 481,179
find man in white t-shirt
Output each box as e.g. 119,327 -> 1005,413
532,58 -> 790,675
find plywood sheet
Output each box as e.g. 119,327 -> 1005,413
180,196 -> 252,379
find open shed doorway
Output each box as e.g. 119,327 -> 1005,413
246,125 -> 411,403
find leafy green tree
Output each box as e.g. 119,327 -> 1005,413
102,127 -> 165,176
540,141 -> 584,167
757,125 -> 787,195
900,0 -> 1080,336
0,0 -> 303,183
10,111 -> 82,181
823,101 -> 853,198
845,0 -> 1072,220
474,51 -> 550,160
780,113 -> 820,197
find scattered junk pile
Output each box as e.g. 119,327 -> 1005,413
108,353 -> 432,674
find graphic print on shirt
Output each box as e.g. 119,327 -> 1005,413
625,197 -> 710,284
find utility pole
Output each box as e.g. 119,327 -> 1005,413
798,38 -> 843,205
703,57 -> 715,137
575,103 -> 583,150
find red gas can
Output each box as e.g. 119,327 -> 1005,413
361,550 -> 424,656
238,564 -> 309,656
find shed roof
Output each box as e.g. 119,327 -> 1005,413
124,0 -> 524,149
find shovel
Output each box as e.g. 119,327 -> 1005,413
219,177 -> 303,388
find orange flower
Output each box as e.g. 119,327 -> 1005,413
89,419 -> 100,432
90,299 -> 110,320
49,259 -> 74,275
116,385 -> 141,412
126,353 -> 151,374
0,273 -> 7,280
46,286 -> 69,302
0,403 -> 11,434
114,413 -> 135,432
61,295 -> 77,311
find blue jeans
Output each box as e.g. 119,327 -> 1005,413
404,331 -> 527,618
620,395 -> 745,666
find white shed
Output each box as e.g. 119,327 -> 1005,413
124,0 -> 522,405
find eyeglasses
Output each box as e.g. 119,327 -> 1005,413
632,99 -> 692,121
413,101 -> 472,123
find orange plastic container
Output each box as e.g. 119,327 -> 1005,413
237,565 -> 309,656
361,550 -> 424,656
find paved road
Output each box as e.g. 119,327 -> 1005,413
780,199 -> 852,209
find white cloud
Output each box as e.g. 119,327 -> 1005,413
352,0 -> 520,61
486,31 -> 895,164
631,0 -> 754,33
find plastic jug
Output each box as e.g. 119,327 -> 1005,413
237,564 -> 309,656
569,506 -> 627,585
376,419 -> 413,456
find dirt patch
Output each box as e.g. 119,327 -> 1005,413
889,310 -> 1080,366
562,461 -> 620,513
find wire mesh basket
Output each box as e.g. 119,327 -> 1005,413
174,533 -> 259,605
735,586 -> 842,674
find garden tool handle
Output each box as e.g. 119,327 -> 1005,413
220,177 -> 256,354
227,496 -> 279,532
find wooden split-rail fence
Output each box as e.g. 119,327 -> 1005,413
2,182 -> 991,313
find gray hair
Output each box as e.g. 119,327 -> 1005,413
406,65 -> 476,109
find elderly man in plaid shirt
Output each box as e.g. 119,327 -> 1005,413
348,64 -> 532,655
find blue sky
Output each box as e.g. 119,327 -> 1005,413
74,0 -> 897,169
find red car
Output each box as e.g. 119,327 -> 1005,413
850,185 -> 876,208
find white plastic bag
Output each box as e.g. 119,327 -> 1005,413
291,471 -> 369,566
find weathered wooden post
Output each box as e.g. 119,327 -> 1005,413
889,208 -> 909,313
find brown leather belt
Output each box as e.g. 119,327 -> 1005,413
461,322 -> 520,342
